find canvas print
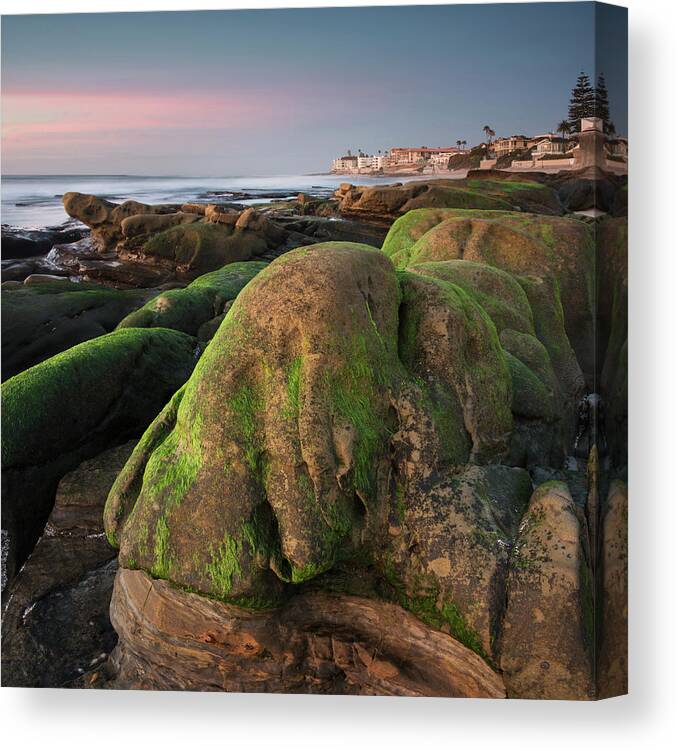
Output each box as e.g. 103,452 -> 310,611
0,3 -> 627,699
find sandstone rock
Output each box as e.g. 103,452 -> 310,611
334,178 -> 562,219
141,222 -> 268,276
117,261 -> 267,336
498,481 -> 595,699
382,464 -> 532,657
1,327 -> 196,586
597,480 -> 628,698
397,270 -> 513,465
2,280 -> 156,381
119,211 -> 201,239
181,203 -> 208,216
63,192 -> 178,250
383,209 -> 592,395
108,568 -> 505,697
204,204 -> 240,226
1,443 -> 135,687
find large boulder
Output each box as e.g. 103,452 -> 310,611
1,442 -> 135,687
97,241 -> 601,698
498,481 -> 595,699
1,327 -> 196,586
105,242 -> 402,600
2,280 -> 156,380
117,261 -> 267,336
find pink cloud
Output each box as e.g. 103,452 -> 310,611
2,88 -> 288,153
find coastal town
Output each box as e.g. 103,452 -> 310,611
331,118 -> 628,175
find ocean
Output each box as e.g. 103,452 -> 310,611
1,174 -> 419,230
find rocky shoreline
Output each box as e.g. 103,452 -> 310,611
1,169 -> 627,698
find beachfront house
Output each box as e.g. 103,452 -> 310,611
389,146 -> 460,166
491,135 -> 530,158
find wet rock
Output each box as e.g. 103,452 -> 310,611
1,442 -> 135,687
1,223 -> 88,260
2,280 -> 156,380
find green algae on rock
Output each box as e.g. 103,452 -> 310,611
142,222 -> 268,274
116,261 -> 267,336
2,327 -> 197,588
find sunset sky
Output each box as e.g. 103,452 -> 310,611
1,3 -> 627,176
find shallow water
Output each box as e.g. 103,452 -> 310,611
1,173 -> 419,230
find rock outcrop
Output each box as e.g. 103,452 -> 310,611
108,568 -> 505,697
1,327 -> 196,587
100,241 -> 604,698
334,177 -> 563,219
63,192 -> 179,251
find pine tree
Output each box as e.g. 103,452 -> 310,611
568,72 -> 595,131
594,73 -> 611,131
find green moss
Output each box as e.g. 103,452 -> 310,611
1,327 -> 195,469
117,261 -> 267,335
326,333 -> 389,496
151,515 -> 173,578
204,533 -> 243,597
227,384 -> 264,474
284,355 -> 302,420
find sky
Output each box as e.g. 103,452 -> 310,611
1,3 -> 628,176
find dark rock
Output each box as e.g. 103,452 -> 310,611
1,327 -> 197,587
2,280 -> 156,380
1,223 -> 88,260
1,443 -> 135,687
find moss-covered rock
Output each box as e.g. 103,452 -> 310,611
334,178 -> 562,219
410,259 -> 535,335
105,242 -> 402,604
1,280 -> 156,381
116,261 -> 267,336
105,242 -> 520,616
142,222 -> 268,275
1,327 -> 196,587
383,208 -> 594,391
397,270 -> 513,465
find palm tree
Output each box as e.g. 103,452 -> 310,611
483,125 -> 495,144
557,120 -> 572,140
461,140 -> 467,151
